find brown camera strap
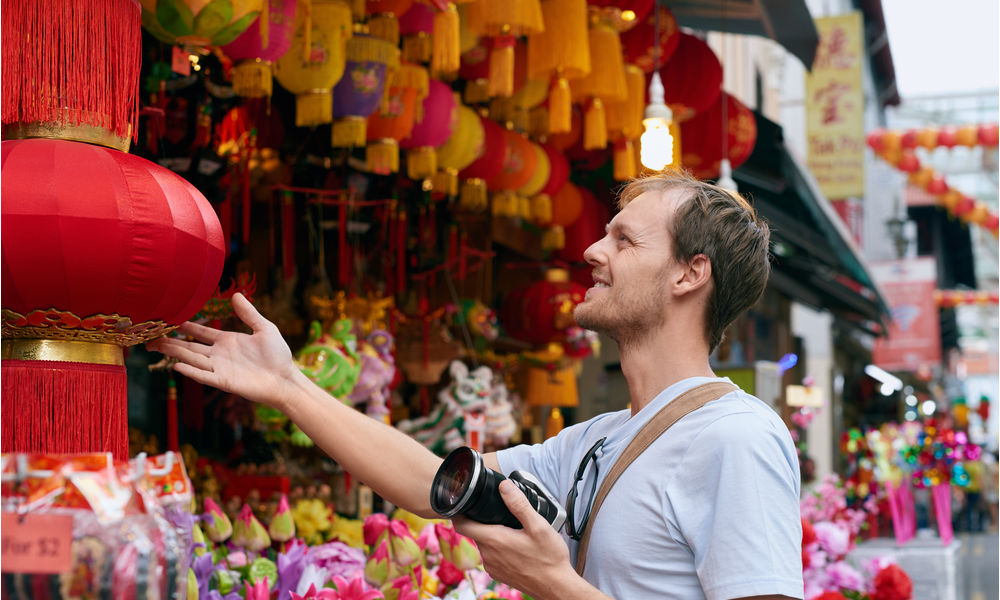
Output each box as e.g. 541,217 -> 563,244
574,381 -> 738,575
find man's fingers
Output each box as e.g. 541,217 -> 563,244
158,342 -> 214,373
173,361 -> 218,387
498,480 -> 546,532
175,321 -> 221,344
231,293 -> 271,333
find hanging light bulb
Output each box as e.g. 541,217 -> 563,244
640,71 -> 674,171
716,157 -> 738,191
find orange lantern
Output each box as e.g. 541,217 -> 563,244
366,63 -> 429,174
487,129 -> 538,191
550,181 -> 584,228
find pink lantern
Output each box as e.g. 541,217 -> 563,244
400,78 -> 457,179
221,0 -> 297,98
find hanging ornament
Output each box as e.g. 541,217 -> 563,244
399,78 -> 457,180
140,0 -> 263,47
525,0 -> 591,134
221,0 -> 298,98
680,92 -> 757,180
331,34 -> 399,147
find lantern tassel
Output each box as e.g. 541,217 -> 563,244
368,13 -> 400,47
488,36 -> 516,98
332,116 -> 367,147
402,32 -> 432,64
1,359 -> 128,460
367,139 -> 399,174
431,167 -> 458,197
531,193 -> 553,226
459,178 -> 488,212
464,79 -> 490,105
431,3 -> 460,78
584,98 -> 607,150
407,146 -> 437,180
613,139 -> 637,181
541,225 -> 565,251
295,90 -> 333,127
548,75 -> 572,134
232,60 -> 274,98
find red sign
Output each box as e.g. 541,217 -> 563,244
1,513 -> 73,574
871,258 -> 942,372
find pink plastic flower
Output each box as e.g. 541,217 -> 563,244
330,574 -> 383,600
388,520 -> 421,568
244,577 -> 270,600
202,497 -> 233,543
290,584 -> 339,600
813,521 -> 851,558
364,540 -> 390,587
363,513 -> 390,547
416,523 -> 439,555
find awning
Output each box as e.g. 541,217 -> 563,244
661,0 -> 819,69
734,112 -> 891,335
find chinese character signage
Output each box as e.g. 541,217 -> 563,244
871,257 -> 942,372
806,11 -> 865,199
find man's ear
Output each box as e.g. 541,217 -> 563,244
673,254 -> 712,296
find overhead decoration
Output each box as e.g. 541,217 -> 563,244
366,0 -> 414,47
618,3 -> 679,73
398,2 -> 434,64
331,34 -> 399,147
464,0 -> 544,98
525,0 -> 590,134
366,62 -> 429,174
140,0 -> 263,47
2,0 -> 224,461
586,0 -> 654,32
606,65 -> 645,180
499,269 -> 587,347
932,290 -> 1000,307
458,114 -> 507,211
399,77 -> 457,179
2,0 -> 141,152
435,101 -> 485,195
549,181 -> 585,229
867,124 -> 1000,237
221,0 -> 298,98
570,14 -> 628,150
539,143 -> 570,196
274,0 -> 353,127
680,92 -> 757,180
655,31 -> 723,123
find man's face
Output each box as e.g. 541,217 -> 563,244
573,189 -> 681,346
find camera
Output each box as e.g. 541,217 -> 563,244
430,446 -> 567,531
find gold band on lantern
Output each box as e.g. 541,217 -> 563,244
2,338 -> 124,366
4,119 -> 132,152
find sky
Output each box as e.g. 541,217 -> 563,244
881,0 -> 999,98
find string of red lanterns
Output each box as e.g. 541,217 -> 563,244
867,124 -> 999,238
933,289 -> 1000,308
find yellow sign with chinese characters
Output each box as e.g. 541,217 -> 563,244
806,11 -> 865,199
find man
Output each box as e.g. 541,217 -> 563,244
149,171 -> 803,600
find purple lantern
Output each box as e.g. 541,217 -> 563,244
331,34 -> 400,148
221,0 -> 297,98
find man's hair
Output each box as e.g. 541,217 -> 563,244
618,170 -> 771,353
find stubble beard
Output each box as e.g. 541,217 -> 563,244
573,278 -> 668,350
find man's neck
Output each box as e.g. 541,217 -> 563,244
619,329 -> 715,416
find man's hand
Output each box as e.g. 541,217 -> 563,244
146,293 -> 302,409
454,480 -> 611,600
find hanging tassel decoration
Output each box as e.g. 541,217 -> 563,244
402,32 -> 432,63
531,193 -> 553,225
584,97 -> 607,150
368,13 -> 400,46
332,115 -> 367,147
367,138 -> 400,174
541,225 -> 565,251
432,2 -> 460,78
548,75 -> 572,134
296,90 -> 333,127
232,60 -> 274,98
488,36 -> 516,98
407,146 -> 437,180
613,139 -> 636,181
431,167 -> 458,197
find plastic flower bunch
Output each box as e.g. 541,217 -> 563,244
293,497 -> 335,545
899,418 -> 982,489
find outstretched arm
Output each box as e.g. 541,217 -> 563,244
147,293 -> 493,518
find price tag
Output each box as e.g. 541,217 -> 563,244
1,513 -> 73,574
171,46 -> 191,76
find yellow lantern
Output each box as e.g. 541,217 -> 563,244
274,0 -> 353,127
571,17 -> 627,150
464,0 -> 544,98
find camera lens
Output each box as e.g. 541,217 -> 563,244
431,447 -> 479,514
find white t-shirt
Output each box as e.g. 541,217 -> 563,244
496,377 -> 804,600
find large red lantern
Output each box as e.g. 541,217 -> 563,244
655,32 -> 723,122
2,139 -> 225,458
499,269 -> 588,346
619,5 -> 679,72
679,92 -> 757,180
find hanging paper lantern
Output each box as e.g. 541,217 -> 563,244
486,129 -> 538,191
956,125 -> 979,147
2,0 -> 141,152
499,269 -> 588,346
2,138 -> 225,458
400,78 -> 457,179
916,127 -> 938,149
926,175 -> 948,195
557,185 -> 607,263
525,0 -> 590,134
897,150 -> 921,173
274,0 -> 353,127
459,38 -> 492,104
366,63 -> 429,174
518,143 -> 551,197
366,0 -> 414,46
978,123 -> 999,146
464,0 -> 544,98
399,2 -> 435,63
540,143 -> 570,196
619,4 -> 679,73
571,18 -> 628,150
437,103 -> 486,171
331,34 -> 399,147
550,181 -> 584,228
680,92 -> 757,180
655,32 -> 723,122
221,0 -> 297,98
459,115 -> 507,182
140,0 -> 263,47
937,126 -> 958,148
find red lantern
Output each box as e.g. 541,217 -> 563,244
866,130 -> 885,152
2,138 -> 225,458
900,129 -> 919,149
655,32 -> 723,122
926,175 -> 948,195
897,150 -> 920,173
499,270 -> 588,346
619,5 -> 679,72
954,195 -> 976,217
459,115 -> 507,182
557,185 -> 608,263
679,92 -> 757,180
937,126 -> 958,148
978,123 -> 999,146
486,129 -> 538,190
540,143 -> 570,196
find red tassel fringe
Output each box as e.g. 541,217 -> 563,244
1,360 -> 128,460
1,0 -> 141,140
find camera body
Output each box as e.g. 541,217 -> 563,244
431,446 -> 567,531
